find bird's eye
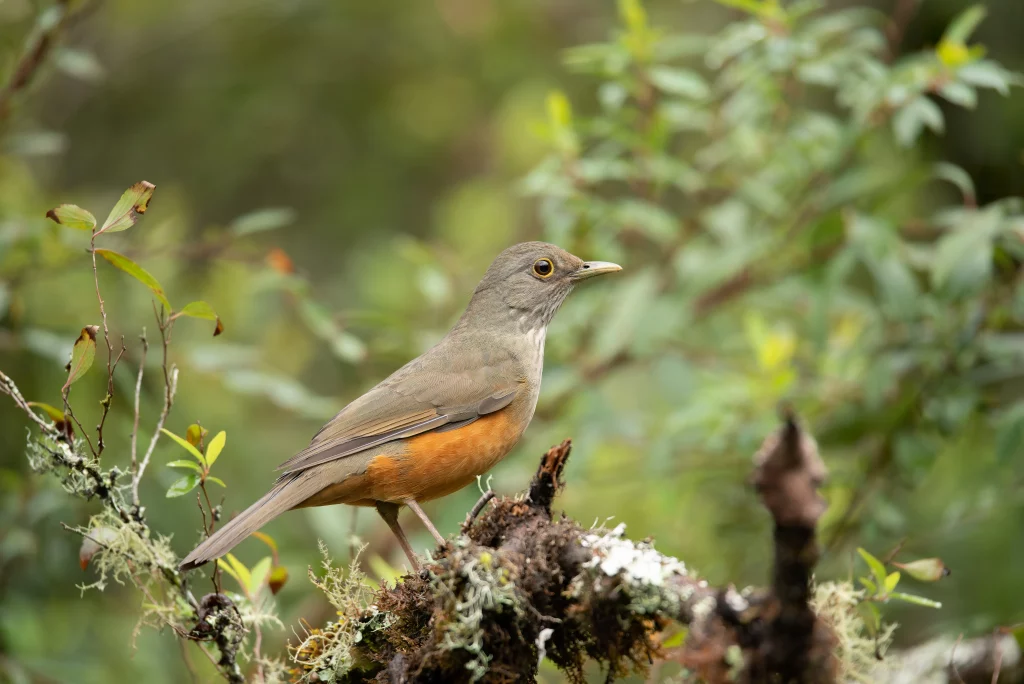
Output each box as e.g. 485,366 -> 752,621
533,258 -> 554,278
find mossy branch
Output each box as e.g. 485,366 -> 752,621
294,419 -> 869,684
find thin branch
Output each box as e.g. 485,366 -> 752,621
130,329 -> 149,507
134,308 -> 177,503
886,0 -> 920,62
462,489 -> 495,533
952,633 -> 966,684
0,370 -> 59,435
0,0 -> 71,122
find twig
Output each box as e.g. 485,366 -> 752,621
95,334 -> 127,457
130,329 -> 149,507
134,307 -> 177,503
886,0 -> 920,62
462,489 -> 495,533
951,633 -> 966,684
992,629 -> 1004,684
61,396 -> 96,456
0,370 -> 59,435
0,0 -> 71,122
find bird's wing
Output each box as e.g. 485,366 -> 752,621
277,343 -> 524,474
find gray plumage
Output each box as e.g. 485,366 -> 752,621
179,242 -> 619,571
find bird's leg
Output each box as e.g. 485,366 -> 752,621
406,499 -> 447,547
375,501 -> 419,571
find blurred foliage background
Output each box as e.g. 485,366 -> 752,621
1,0 -> 1024,682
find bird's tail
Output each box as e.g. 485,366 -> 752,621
178,473 -> 312,571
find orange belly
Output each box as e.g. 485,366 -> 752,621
363,409 -> 523,504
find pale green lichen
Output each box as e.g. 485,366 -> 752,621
291,541 -> 378,682
431,538 -> 525,682
812,581 -> 896,683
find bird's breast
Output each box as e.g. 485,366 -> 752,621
364,404 -> 530,503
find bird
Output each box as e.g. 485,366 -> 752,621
179,242 -> 621,571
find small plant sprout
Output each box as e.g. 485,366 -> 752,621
162,426 -> 227,497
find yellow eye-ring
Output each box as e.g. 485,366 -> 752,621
533,258 -> 554,278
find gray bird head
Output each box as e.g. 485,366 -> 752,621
463,241 -> 621,332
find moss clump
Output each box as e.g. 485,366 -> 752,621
812,581 -> 895,683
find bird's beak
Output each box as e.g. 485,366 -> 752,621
570,261 -> 622,282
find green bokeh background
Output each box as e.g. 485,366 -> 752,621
1,1 -> 1023,682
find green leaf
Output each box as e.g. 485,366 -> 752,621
958,61 -> 1017,95
185,423 -> 208,448
858,548 -> 889,594
859,577 -> 877,594
888,592 -> 942,609
27,402 -> 64,423
166,473 -> 200,498
95,249 -> 171,310
942,5 -> 987,45
249,556 -> 273,594
938,82 -> 977,109
648,67 -> 709,99
160,428 -> 207,468
931,227 -> 993,298
175,301 -> 224,337
884,571 -> 901,593
166,459 -> 203,473
229,207 -> 296,235
205,431 -> 226,467
46,204 -> 96,231
857,601 -> 881,637
63,325 -> 98,390
217,557 -> 242,586
892,97 -> 944,147
224,553 -> 252,595
205,475 -> 226,488
933,162 -> 976,204
98,181 -> 155,234
661,627 -> 688,649
893,558 -> 950,582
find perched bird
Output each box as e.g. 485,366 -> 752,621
179,242 -> 621,571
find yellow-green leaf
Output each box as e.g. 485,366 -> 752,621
175,301 -> 224,337
250,556 -> 273,594
167,459 -> 203,473
160,427 -> 207,467
63,325 -> 98,390
889,592 -> 942,609
857,547 -> 889,594
27,402 -> 64,422
205,431 -> 226,467
206,475 -> 226,488
217,557 -> 242,586
46,204 -> 96,231
884,571 -> 901,593
98,181 -> 155,234
185,423 -> 208,447
893,558 -> 950,582
95,249 -> 171,310
166,472 -> 200,497
268,565 -> 289,595
224,553 -> 252,595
